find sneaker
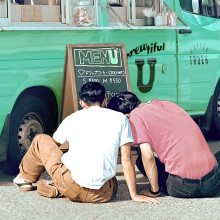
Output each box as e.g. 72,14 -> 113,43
37,179 -> 62,198
13,174 -> 35,191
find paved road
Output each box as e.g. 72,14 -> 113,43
0,134 -> 220,220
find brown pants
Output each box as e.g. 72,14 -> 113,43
19,134 -> 116,203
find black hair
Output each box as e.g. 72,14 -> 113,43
79,82 -> 105,106
107,91 -> 141,114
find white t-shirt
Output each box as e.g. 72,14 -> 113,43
53,106 -> 133,189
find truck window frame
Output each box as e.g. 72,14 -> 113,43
179,0 -> 220,18
0,0 -> 11,26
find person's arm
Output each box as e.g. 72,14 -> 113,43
139,143 -> 159,197
121,143 -> 159,204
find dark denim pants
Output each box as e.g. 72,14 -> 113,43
136,150 -> 220,198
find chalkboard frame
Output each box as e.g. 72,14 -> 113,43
60,43 -> 131,122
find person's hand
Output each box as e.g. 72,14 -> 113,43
132,194 -> 159,204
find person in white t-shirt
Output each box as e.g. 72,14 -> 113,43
13,82 -> 158,204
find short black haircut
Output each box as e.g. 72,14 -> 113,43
107,91 -> 141,114
79,82 -> 105,106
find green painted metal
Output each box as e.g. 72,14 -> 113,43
175,1 -> 220,113
98,0 -> 109,26
0,0 -> 220,137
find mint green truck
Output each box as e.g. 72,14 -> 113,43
0,0 -> 220,173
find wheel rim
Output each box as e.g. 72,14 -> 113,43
17,113 -> 44,156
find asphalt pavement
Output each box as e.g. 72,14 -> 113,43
0,133 -> 220,220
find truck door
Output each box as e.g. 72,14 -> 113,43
127,29 -> 177,104
176,0 -> 220,116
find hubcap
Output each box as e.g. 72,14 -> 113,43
17,113 -> 44,156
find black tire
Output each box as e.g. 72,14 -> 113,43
212,81 -> 220,132
1,94 -> 55,174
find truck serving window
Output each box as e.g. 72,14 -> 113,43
0,0 -> 191,29
180,0 -> 220,18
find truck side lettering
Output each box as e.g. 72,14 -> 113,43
127,42 -> 165,57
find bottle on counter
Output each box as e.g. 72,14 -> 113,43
71,0 -> 94,26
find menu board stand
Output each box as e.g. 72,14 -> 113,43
60,43 -> 131,122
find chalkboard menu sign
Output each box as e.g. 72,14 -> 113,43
60,44 -> 130,121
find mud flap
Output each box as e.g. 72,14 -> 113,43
0,114 -> 10,162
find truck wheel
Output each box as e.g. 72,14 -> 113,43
1,95 -> 55,174
212,82 -> 220,132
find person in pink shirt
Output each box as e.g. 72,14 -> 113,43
108,91 -> 220,198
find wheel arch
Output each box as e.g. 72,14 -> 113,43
213,65 -> 220,93
213,77 -> 220,94
212,75 -> 220,128
12,86 -> 59,129
0,85 -> 60,173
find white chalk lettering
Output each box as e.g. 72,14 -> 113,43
78,49 -> 114,65
103,79 -> 108,84
106,91 -> 119,98
79,51 -> 92,65
83,78 -> 87,84
92,51 -> 102,64
108,49 -> 118,64
88,78 -> 99,82
100,50 -> 111,64
109,78 -> 121,84
78,69 -> 85,76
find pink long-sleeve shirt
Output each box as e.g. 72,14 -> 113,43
129,99 -> 216,179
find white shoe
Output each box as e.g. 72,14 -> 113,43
13,174 -> 34,191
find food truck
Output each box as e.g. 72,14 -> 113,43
0,0 -> 220,173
